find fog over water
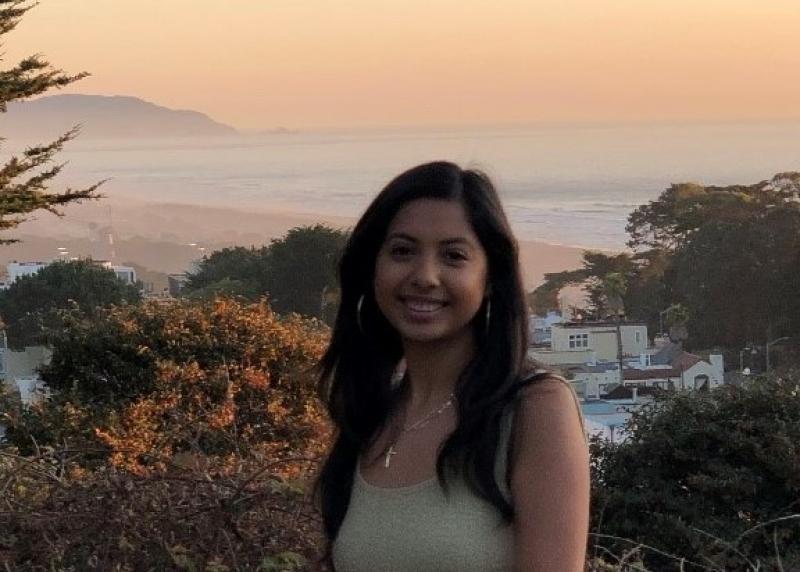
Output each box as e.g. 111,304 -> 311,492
22,121 -> 800,250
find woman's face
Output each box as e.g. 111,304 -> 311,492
374,198 -> 489,346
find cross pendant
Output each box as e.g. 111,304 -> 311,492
384,445 -> 397,468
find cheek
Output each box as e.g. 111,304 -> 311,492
475,264 -> 490,298
373,258 -> 398,303
457,272 -> 489,310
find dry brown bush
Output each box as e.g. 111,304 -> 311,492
0,447 -> 326,571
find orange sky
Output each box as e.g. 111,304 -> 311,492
5,0 -> 800,129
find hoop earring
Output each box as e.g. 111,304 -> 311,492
357,294 -> 366,334
484,298 -> 491,335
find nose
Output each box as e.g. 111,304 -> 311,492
409,252 -> 440,289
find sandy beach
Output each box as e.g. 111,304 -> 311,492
1,197 -> 589,290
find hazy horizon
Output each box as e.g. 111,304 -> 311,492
6,1 -> 800,130
18,93 -> 800,136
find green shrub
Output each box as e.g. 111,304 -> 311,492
591,373 -> 800,570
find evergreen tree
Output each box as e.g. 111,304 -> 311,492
183,225 -> 348,321
628,173 -> 800,349
183,246 -> 268,300
0,259 -> 141,349
263,224 -> 347,319
0,0 -> 101,243
534,172 -> 800,353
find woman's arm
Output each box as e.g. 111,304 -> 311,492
510,377 -> 590,572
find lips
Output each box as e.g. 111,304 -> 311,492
406,300 -> 445,312
400,296 -> 447,317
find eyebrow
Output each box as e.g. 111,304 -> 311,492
386,232 -> 475,247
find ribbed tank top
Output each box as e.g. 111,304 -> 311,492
332,408 -> 516,572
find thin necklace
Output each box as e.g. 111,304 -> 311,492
383,392 -> 455,469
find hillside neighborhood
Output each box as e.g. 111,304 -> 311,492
1,258 -> 728,445
527,311 -> 725,441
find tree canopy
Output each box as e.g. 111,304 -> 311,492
591,374 -> 800,570
183,245 -> 267,300
532,172 -> 800,356
0,259 -> 141,349
183,224 -> 347,322
0,1 -> 102,243
262,224 -> 347,319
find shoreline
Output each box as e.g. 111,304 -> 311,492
4,199 -> 598,289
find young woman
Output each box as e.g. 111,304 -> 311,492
315,162 -> 589,571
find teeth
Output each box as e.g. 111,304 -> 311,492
406,300 -> 444,312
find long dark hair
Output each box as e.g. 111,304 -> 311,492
315,161 -> 541,547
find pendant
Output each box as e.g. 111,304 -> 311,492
384,445 -> 397,468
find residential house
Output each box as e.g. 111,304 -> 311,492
2,261 -> 49,288
624,343 -> 725,390
530,320 -> 725,441
0,333 -> 51,406
530,320 -> 651,370
528,310 -> 565,346
0,333 -> 52,441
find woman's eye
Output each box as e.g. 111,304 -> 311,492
389,245 -> 413,257
445,250 -> 468,263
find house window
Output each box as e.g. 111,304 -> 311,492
635,331 -> 642,344
694,375 -> 710,391
568,333 -> 589,349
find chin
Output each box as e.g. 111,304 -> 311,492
396,322 -> 474,346
395,324 -> 443,342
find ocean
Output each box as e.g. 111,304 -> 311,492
34,121 -> 800,250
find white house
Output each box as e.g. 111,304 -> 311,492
97,261 -> 137,285
530,319 -> 725,401
530,320 -> 652,367
0,333 -> 52,441
552,321 -> 649,360
0,335 -> 51,406
568,346 -> 724,399
5,261 -> 49,284
528,311 -> 565,346
623,344 -> 725,391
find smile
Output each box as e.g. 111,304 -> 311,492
400,296 -> 447,313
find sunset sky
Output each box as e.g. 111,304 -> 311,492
6,0 -> 800,130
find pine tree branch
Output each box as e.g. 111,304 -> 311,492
0,1 -> 100,243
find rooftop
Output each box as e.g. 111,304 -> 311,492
556,320 -> 648,329
623,368 -> 681,380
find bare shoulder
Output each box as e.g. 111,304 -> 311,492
511,373 -> 587,464
516,374 -> 583,422
510,373 -> 590,571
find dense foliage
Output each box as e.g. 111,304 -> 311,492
1,296 -> 331,569
184,225 -> 347,322
533,173 -> 800,357
591,374 -> 800,570
0,259 -> 141,349
184,246 -> 269,300
2,298 -> 330,472
1,268 -> 796,570
0,0 -> 101,244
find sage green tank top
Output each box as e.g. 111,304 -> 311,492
332,409 -> 516,572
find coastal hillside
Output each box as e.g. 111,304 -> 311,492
3,94 -> 238,139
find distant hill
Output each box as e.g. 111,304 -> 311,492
2,94 -> 238,139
